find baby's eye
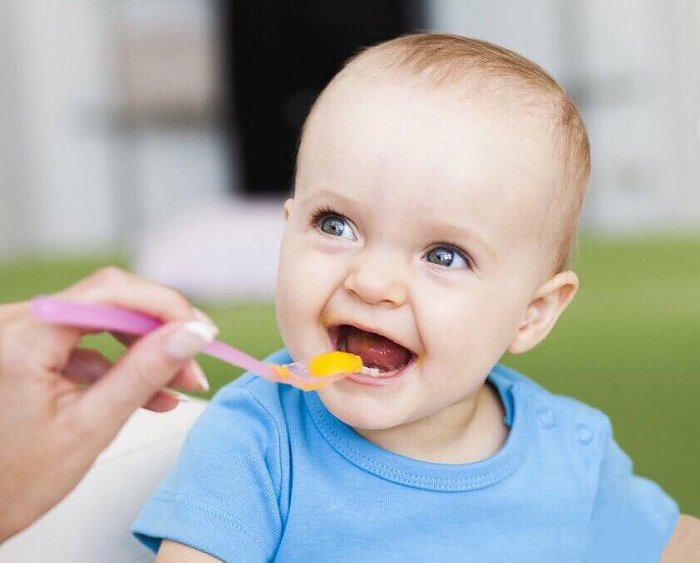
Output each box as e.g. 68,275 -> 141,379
424,246 -> 471,269
317,214 -> 357,240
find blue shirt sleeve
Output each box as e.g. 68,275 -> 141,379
132,379 -> 284,562
586,419 -> 679,562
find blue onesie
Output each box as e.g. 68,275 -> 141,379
132,349 -> 678,562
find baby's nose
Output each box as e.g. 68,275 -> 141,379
343,247 -> 408,307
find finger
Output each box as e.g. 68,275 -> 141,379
111,331 -> 137,347
110,331 -> 208,392
169,361 -> 210,393
141,386 -> 198,412
62,348 -> 113,385
58,267 -> 210,325
74,320 -> 216,438
63,348 -> 202,408
142,389 -> 184,412
0,309 -> 84,380
0,301 -> 30,324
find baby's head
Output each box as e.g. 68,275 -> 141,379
276,34 -> 590,437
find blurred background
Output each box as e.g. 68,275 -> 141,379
0,0 -> 698,514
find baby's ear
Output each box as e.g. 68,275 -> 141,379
283,198 -> 295,220
507,270 -> 579,354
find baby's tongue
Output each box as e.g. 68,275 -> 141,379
343,326 -> 412,372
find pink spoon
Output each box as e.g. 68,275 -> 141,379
30,296 -> 349,390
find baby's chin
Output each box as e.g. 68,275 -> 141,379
316,385 -> 415,433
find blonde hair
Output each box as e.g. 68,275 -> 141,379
300,33 -> 590,273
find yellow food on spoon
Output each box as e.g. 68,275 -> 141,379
308,351 -> 363,377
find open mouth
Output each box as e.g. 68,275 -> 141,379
329,324 -> 415,381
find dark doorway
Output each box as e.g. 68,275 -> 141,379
217,1 -> 424,196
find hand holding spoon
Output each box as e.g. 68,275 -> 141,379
30,296 -> 362,391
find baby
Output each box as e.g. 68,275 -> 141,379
133,34 -> 692,561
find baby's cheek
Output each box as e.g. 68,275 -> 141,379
417,289 -> 511,370
275,246 -> 334,353
276,262 -> 309,332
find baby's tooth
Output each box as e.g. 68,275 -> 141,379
361,366 -> 381,377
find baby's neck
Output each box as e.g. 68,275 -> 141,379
354,383 -> 509,464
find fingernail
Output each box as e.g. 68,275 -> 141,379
191,362 -> 210,392
193,307 -> 217,328
164,321 -> 218,361
164,390 -> 191,402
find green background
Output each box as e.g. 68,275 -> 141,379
2,235 -> 698,515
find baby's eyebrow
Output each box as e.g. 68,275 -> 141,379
437,222 -> 497,260
298,190 -> 356,209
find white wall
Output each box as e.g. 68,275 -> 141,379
0,0 -> 229,259
116,0 -> 232,250
126,128 -> 230,243
4,0 -> 119,254
576,0 -> 700,233
427,0 -> 700,235
0,0 -> 21,255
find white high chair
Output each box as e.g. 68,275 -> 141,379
0,399 -> 208,563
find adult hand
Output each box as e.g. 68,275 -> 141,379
0,267 -> 218,541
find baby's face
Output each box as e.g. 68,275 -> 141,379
276,77 -> 558,432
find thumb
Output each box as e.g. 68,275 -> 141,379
74,320 -> 218,438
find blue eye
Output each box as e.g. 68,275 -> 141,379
317,215 -> 356,240
424,246 -> 470,269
